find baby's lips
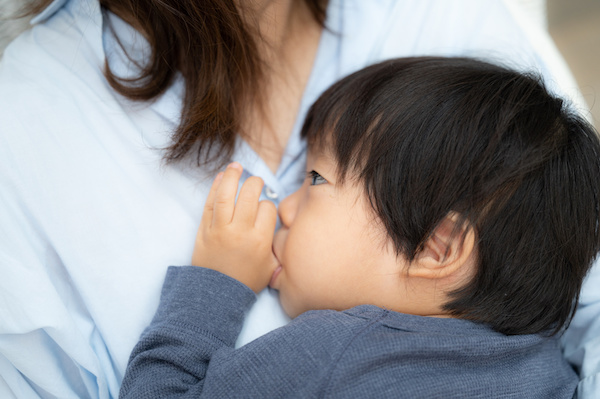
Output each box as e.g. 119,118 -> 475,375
269,265 -> 282,289
269,247 -> 282,288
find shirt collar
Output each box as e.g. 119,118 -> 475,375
30,0 -> 69,24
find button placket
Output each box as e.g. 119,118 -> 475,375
265,186 -> 279,200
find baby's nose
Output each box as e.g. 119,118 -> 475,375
278,187 -> 301,228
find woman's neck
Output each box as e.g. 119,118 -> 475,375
239,0 -> 324,173
240,0 -> 309,62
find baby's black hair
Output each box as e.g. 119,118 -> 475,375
301,57 -> 600,335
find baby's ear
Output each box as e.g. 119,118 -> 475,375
409,213 -> 475,280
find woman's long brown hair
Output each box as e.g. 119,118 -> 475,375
24,0 -> 327,168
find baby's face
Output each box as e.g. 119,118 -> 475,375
270,150 -> 402,318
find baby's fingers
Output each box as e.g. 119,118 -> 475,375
255,200 -> 277,235
213,163 -> 243,227
233,176 -> 264,226
202,171 -> 224,228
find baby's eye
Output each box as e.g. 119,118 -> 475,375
307,170 -> 327,186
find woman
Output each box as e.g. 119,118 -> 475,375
0,0 -> 597,397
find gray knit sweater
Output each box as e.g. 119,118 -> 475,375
119,266 -> 578,398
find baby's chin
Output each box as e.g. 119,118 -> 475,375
274,279 -> 325,319
278,292 -> 304,319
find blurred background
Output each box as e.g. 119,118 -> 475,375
548,0 -> 600,128
1,0 -> 599,127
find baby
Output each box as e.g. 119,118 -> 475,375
120,57 -> 600,398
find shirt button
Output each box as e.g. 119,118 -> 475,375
265,186 -> 279,200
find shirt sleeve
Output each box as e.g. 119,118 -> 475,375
119,267 -> 257,398
0,2 -> 116,396
119,267 -> 356,398
561,257 -> 600,399
0,177 -> 111,398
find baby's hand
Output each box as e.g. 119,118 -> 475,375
192,163 -> 278,293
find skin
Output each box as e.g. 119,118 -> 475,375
192,154 -> 477,319
270,152 -> 413,317
238,0 -> 324,172
192,162 -> 279,293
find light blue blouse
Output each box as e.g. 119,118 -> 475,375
0,0 -> 597,397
